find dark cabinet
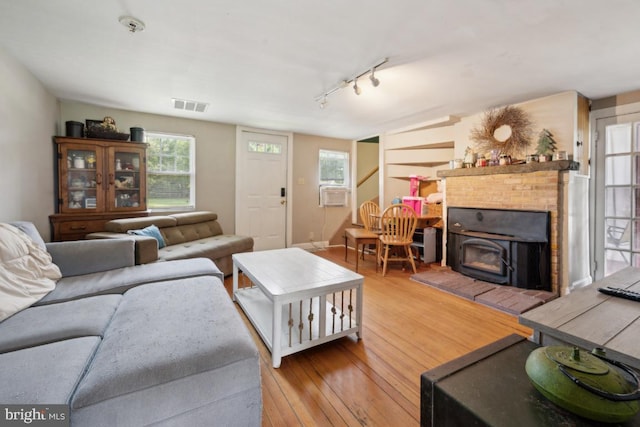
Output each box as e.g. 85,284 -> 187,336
50,136 -> 149,241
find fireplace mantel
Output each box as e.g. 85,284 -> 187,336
437,160 -> 579,178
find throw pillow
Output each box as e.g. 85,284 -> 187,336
127,224 -> 166,248
0,223 -> 61,321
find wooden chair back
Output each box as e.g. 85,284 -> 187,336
380,204 -> 418,243
360,201 -> 381,233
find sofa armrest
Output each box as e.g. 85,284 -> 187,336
86,232 -> 159,265
46,239 -> 135,277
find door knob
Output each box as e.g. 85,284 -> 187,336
281,200 -> 286,205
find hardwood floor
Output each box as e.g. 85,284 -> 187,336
223,246 -> 532,427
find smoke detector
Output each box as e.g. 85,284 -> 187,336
119,16 -> 145,33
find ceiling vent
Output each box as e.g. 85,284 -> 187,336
172,98 -> 209,113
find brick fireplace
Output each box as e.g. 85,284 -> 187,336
438,160 -> 580,295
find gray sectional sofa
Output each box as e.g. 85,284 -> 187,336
87,211 -> 253,276
0,222 -> 261,426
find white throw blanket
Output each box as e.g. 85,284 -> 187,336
0,223 -> 61,321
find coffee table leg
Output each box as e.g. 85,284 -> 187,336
272,298 -> 282,368
232,262 -> 239,302
344,235 -> 348,261
356,283 -> 363,340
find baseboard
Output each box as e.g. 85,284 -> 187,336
292,241 -> 329,251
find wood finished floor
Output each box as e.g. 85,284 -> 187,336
223,246 -> 532,427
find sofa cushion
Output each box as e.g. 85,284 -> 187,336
46,239 -> 135,277
0,223 -> 61,321
127,224 -> 166,248
161,220 -> 224,246
0,337 -> 101,404
159,234 -> 253,262
105,216 -> 176,233
171,211 -> 217,225
0,295 -> 121,353
71,277 -> 260,425
37,258 -> 223,305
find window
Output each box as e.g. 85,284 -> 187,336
319,149 -> 349,187
248,141 -> 282,154
144,132 -> 195,210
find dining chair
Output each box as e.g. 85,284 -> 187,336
343,201 -> 380,272
377,203 -> 418,276
360,200 -> 381,233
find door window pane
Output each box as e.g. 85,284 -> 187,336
606,123 -> 631,154
604,187 -> 631,217
604,249 -> 630,276
605,155 -> 631,185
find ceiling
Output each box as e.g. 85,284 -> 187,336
1,1 -> 639,140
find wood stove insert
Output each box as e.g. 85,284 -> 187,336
447,207 -> 551,290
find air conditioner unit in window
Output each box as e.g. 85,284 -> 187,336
320,186 -> 348,207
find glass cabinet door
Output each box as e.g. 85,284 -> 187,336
109,147 -> 145,211
63,146 -> 102,211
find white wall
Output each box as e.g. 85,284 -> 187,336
292,133 -> 352,245
0,46 -> 59,239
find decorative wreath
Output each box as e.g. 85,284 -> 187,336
469,105 -> 533,157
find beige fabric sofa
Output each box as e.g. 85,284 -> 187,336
87,211 -> 253,276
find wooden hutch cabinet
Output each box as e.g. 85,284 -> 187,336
50,136 -> 149,241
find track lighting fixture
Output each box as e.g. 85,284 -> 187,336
314,57 -> 388,108
353,78 -> 361,95
369,68 -> 380,87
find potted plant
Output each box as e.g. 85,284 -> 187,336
535,129 -> 557,162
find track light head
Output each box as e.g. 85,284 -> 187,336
353,78 -> 361,95
319,96 -> 328,109
369,68 -> 380,87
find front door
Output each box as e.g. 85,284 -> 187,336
236,129 -> 290,251
594,113 -> 640,278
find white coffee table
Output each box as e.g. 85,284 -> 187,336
232,247 -> 364,368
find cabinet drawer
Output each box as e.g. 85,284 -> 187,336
59,220 -> 106,234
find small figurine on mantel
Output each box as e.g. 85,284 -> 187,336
463,146 -> 477,168
535,129 -> 557,162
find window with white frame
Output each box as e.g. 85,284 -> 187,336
319,149 -> 349,187
144,132 -> 195,210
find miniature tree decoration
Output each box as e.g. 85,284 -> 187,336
536,129 -> 557,158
